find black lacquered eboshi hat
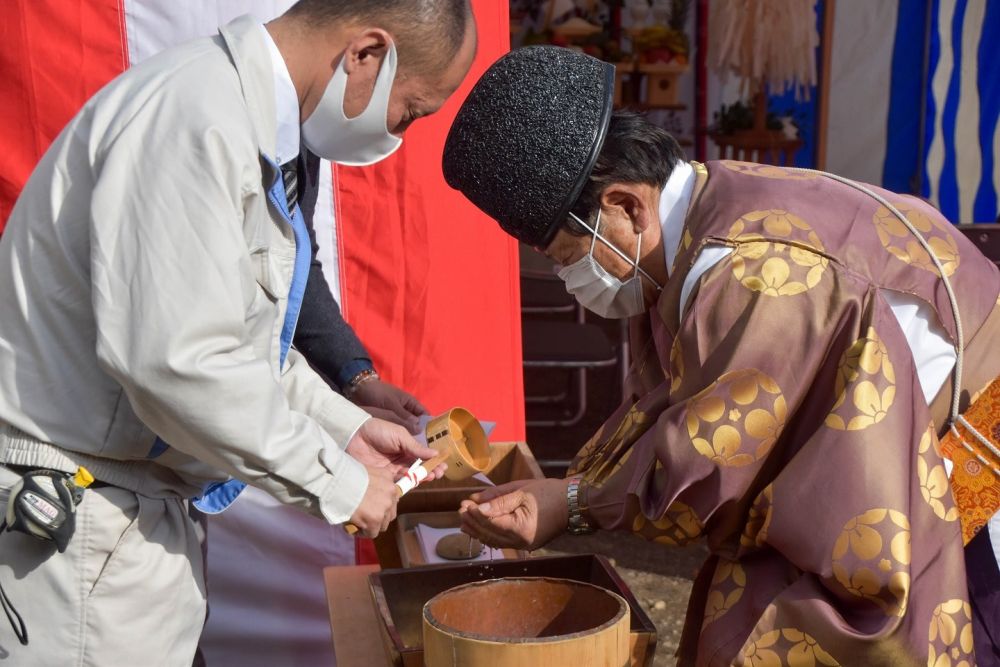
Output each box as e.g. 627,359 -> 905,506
442,46 -> 615,248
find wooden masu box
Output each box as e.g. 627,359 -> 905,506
368,554 -> 658,667
374,441 -> 545,568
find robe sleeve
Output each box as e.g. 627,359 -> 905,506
571,243 -> 859,547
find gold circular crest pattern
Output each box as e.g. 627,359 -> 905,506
686,369 -> 787,467
742,628 -> 840,667
632,500 -> 704,546
825,327 -> 897,431
729,210 -> 830,297
740,484 -> 775,551
927,599 -> 974,667
721,160 -> 819,181
703,559 -> 746,626
831,509 -> 911,616
917,423 -> 959,522
872,199 -> 960,277
575,407 -> 648,488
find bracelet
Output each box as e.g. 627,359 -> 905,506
345,369 -> 379,398
566,477 -> 595,535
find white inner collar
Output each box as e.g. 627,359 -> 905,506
259,24 -> 300,165
659,161 -> 696,275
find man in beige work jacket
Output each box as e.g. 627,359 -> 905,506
0,1 -> 477,663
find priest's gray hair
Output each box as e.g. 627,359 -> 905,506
566,111 -> 686,235
287,0 -> 473,71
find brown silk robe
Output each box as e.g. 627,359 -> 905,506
570,161 -> 1000,666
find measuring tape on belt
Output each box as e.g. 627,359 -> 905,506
0,466 -> 94,645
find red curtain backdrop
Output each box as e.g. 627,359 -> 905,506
0,0 -> 525,441
335,0 -> 524,440
0,0 -> 128,227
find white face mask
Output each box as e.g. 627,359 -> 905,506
301,41 -> 403,166
557,210 -> 662,319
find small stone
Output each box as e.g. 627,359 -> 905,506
435,533 -> 484,560
653,600 -> 667,611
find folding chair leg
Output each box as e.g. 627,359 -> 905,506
525,389 -> 570,404
526,368 -> 589,427
618,319 -> 629,397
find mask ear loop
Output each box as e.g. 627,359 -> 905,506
633,230 -> 643,281
568,211 -> 662,289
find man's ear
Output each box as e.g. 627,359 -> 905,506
600,182 -> 655,233
341,28 -> 391,75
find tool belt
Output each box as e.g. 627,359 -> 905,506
0,464 -> 96,645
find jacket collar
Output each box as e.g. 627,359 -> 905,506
218,14 -> 278,162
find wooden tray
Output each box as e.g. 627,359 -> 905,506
368,554 -> 657,667
394,512 -> 526,568
374,442 -> 545,568
397,441 -> 544,515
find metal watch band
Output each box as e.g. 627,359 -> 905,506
566,476 -> 595,535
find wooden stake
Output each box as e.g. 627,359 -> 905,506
815,0 -> 836,170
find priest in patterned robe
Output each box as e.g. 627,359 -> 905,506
443,47 -> 1000,666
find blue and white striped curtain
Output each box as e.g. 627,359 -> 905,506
825,0 -> 928,196
923,0 -> 1000,224
823,0 -> 998,223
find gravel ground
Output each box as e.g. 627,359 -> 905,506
539,531 -> 708,666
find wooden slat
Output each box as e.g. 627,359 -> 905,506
815,0 -> 837,170
325,565 -> 391,667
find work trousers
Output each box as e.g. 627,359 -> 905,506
0,465 -> 206,666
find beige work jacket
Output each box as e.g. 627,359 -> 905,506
0,15 -> 370,523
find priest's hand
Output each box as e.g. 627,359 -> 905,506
348,465 -> 398,538
346,418 -> 447,481
350,379 -> 427,434
458,478 -> 571,550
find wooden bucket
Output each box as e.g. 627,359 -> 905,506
422,577 -> 630,667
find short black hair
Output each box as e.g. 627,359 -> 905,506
567,110 -> 685,234
286,0 -> 472,70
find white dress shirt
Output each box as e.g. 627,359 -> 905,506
260,23 -> 300,165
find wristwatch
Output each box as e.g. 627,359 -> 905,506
566,477 -> 595,535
